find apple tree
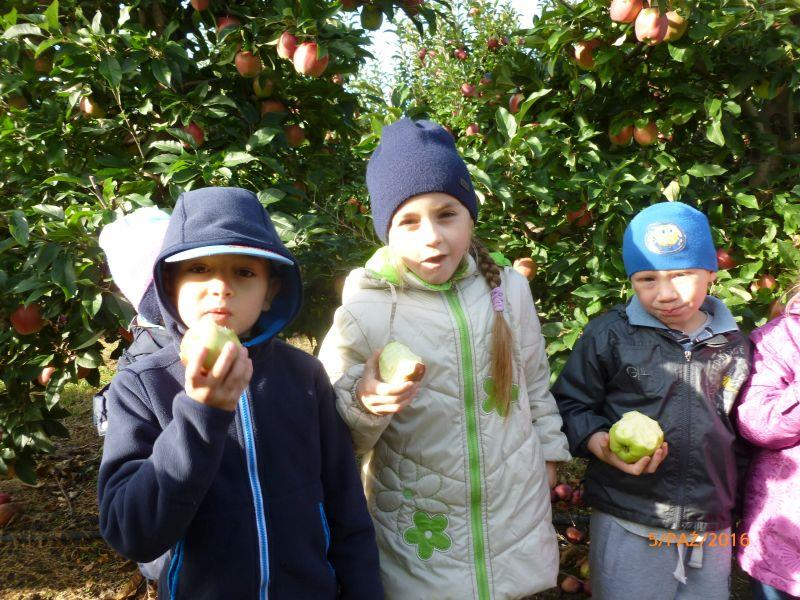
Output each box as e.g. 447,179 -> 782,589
0,0 -> 434,482
382,0 -> 800,374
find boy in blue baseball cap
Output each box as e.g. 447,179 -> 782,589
554,201 -> 750,599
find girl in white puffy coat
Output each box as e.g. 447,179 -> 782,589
318,119 -> 571,600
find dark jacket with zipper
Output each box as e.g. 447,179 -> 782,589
97,187 -> 383,599
553,296 -> 751,532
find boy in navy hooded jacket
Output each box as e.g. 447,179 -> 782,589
98,187 -> 383,600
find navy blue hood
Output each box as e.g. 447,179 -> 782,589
153,187 -> 302,346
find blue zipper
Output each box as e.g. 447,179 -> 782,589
167,539 -> 185,599
318,502 -> 335,576
239,388 -> 270,599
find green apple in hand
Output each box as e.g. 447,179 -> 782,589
608,410 -> 664,464
180,320 -> 242,371
378,342 -> 425,384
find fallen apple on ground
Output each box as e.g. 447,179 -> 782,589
379,342 -> 425,384
609,410 -> 664,463
180,321 -> 242,371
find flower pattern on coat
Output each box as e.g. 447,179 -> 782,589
403,511 -> 452,560
375,458 -> 448,515
481,377 -> 519,417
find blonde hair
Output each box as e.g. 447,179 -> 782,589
471,238 -> 514,418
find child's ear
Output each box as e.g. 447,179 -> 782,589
708,270 -> 718,283
262,277 -> 282,311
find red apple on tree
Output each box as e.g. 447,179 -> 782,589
260,100 -> 286,115
513,257 -> 538,281
277,31 -> 298,60
716,248 -> 736,270
454,47 -> 468,60
331,73 -> 344,85
293,42 -> 329,77
574,40 -> 600,70
634,121 -> 658,145
461,83 -> 477,97
663,10 -> 689,42
341,0 -> 359,10
235,51 -> 263,78
464,123 -> 480,136
190,0 -> 209,10
10,303 -> 44,335
79,96 -> 105,118
751,274 -> 777,294
402,0 -> 424,15
7,95 -> 28,110
567,204 -> 593,227
34,54 -> 52,73
418,47 -> 427,61
609,0 -> 642,23
487,37 -> 500,50
183,122 -> 205,147
360,5 -> 384,30
252,76 -> 274,99
635,7 -> 668,45
769,300 -> 786,321
284,124 -> 305,147
609,124 -> 634,145
468,6 -> 479,16
508,92 -> 524,114
215,15 -> 240,35
37,366 -> 57,386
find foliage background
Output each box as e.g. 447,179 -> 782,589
2,0 -> 799,480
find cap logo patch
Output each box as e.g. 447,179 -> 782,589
459,177 -> 470,191
644,222 -> 686,255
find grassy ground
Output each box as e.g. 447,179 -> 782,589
0,340 -> 753,599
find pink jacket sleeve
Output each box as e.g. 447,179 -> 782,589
736,316 -> 800,449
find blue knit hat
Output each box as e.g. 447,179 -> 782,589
366,118 -> 478,242
622,201 -> 718,276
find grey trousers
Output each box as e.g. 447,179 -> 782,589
588,510 -> 732,600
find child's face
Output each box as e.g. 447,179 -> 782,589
631,268 -> 717,332
170,254 -> 278,336
387,192 -> 473,285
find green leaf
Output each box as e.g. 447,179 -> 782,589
2,24 -> 42,38
687,163 -> 727,177
151,61 -> 172,87
662,180 -> 681,201
76,349 -> 103,368
734,193 -> 759,209
705,119 -> 725,146
32,204 -> 65,219
495,107 -> 517,140
247,128 -> 277,149
44,0 -> 59,30
9,210 -> 29,246
222,152 -> 257,167
99,55 -> 122,88
571,283 -> 612,299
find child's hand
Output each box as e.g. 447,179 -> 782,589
587,431 -> 669,476
356,351 -> 420,415
184,342 -> 253,412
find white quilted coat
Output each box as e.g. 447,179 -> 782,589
318,249 -> 571,600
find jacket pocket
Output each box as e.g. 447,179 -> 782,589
608,344 -> 668,401
269,483 -> 337,595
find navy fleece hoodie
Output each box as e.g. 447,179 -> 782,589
98,188 -> 383,600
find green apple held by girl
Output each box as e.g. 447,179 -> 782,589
318,118 -> 571,599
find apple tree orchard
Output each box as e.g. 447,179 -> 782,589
388,0 -> 800,372
0,0 -> 437,483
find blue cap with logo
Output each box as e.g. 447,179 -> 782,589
622,201 -> 718,276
